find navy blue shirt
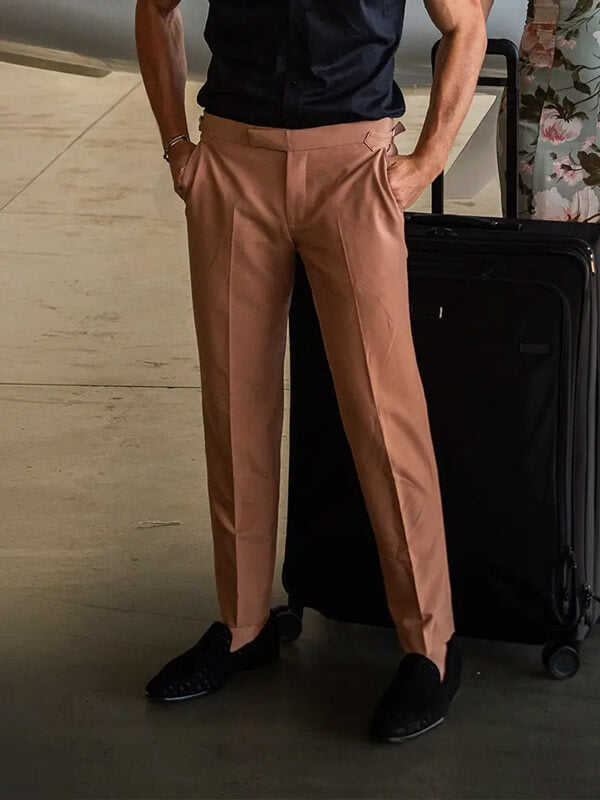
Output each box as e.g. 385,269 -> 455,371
197,0 -> 407,129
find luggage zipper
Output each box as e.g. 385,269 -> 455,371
584,243 -> 596,275
583,583 -> 600,607
578,584 -> 597,632
553,546 -> 580,629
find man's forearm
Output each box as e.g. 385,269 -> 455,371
413,1 -> 488,180
135,0 -> 189,147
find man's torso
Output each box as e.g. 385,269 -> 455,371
197,0 -> 407,129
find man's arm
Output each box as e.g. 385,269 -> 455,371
135,0 -> 195,193
480,0 -> 495,21
388,0 -> 487,208
416,0 -> 488,177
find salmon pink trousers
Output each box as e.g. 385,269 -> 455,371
180,111 -> 455,674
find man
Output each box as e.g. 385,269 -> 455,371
136,0 -> 487,742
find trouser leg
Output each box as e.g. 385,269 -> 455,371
294,136 -> 455,677
183,131 -> 296,646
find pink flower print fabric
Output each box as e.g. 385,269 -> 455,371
497,0 -> 600,222
521,22 -> 556,68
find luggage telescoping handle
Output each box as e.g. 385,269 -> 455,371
429,37 -> 520,218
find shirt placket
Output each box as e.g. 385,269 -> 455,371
282,0 -> 306,127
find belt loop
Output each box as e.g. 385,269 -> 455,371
363,130 -> 377,151
363,121 -> 405,151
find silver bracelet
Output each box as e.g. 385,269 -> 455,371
163,134 -> 190,162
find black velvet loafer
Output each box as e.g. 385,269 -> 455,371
369,636 -> 462,743
145,615 -> 280,702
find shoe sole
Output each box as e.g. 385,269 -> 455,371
371,715 -> 445,743
146,687 -> 216,702
145,650 -> 280,703
370,684 -> 461,744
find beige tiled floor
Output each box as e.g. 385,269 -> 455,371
6,62 -> 595,800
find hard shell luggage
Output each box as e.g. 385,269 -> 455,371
276,39 -> 600,679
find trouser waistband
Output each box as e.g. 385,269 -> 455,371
198,112 -> 406,152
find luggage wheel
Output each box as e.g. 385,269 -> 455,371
541,639 -> 581,680
272,604 -> 303,643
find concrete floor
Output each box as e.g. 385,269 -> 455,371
1,61 -> 599,799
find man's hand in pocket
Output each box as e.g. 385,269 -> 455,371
387,152 -> 441,211
168,140 -> 198,200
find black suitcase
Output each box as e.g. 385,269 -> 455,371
277,39 -> 600,679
